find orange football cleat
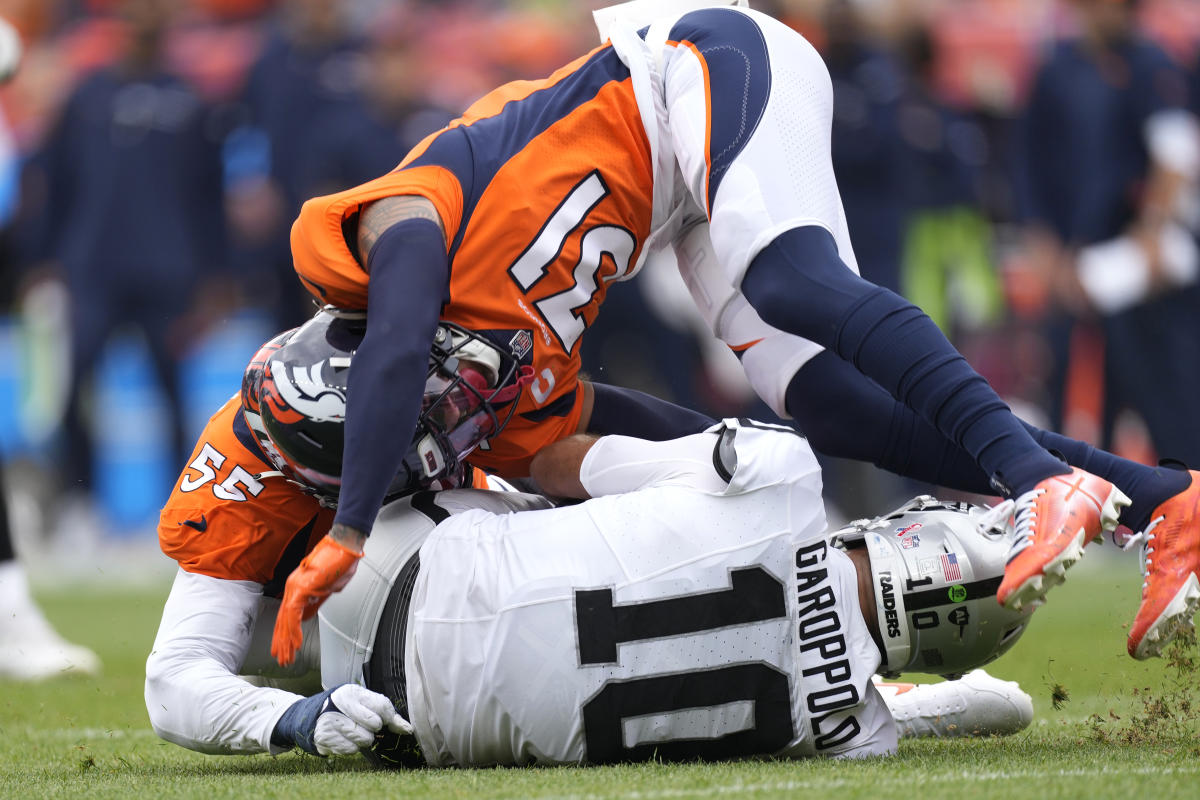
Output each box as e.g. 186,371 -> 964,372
1127,471 -> 1200,660
997,467 -> 1129,611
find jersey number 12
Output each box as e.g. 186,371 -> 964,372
508,171 -> 636,355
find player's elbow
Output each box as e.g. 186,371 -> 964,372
143,655 -> 209,752
144,647 -> 175,743
530,435 -> 598,499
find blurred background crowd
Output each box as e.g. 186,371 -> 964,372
2,0 -> 1200,567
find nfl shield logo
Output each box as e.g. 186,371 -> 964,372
509,330 -> 533,360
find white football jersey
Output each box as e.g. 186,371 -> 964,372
404,421 -> 896,765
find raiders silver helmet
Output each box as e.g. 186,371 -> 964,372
829,496 -> 1035,679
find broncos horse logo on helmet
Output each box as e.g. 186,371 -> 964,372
240,307 -> 532,500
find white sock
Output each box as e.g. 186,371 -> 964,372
0,559 -> 33,608
0,559 -> 54,632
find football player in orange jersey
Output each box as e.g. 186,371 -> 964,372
148,306 -> 547,754
283,1 -> 1200,664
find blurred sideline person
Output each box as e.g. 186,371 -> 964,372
1019,0 -> 1200,467
230,0 -> 379,331
143,317 -> 1034,759
0,22 -> 98,682
281,0 -> 1198,665
22,0 -> 228,522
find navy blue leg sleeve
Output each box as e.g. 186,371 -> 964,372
743,226 -> 1067,496
786,354 -> 1190,530
786,350 -> 994,494
1023,427 -> 1191,532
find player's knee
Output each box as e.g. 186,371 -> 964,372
740,333 -> 820,419
742,226 -> 870,343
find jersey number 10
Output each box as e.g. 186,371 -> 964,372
573,566 -> 795,763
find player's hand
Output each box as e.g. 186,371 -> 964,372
314,685 -> 413,756
273,684 -> 412,756
271,533 -> 364,667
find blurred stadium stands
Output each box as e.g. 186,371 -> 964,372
0,0 -> 1197,557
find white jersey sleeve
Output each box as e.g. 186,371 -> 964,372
579,429 -> 728,497
145,569 -> 313,754
580,418 -> 819,498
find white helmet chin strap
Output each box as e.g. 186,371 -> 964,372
864,531 -> 911,674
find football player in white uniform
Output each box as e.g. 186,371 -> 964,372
321,422 -> 1035,766
145,315 -> 1034,763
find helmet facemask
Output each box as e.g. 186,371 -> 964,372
401,322 -> 533,490
830,495 -> 1036,679
241,311 -> 533,501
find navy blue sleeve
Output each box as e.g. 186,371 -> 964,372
586,382 -> 716,440
333,218 -> 449,534
742,225 -> 1068,496
786,349 -> 993,494
271,687 -> 337,754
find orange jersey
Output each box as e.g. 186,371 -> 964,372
291,44 -> 658,476
159,395 -> 334,589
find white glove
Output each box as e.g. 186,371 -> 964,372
312,685 -> 413,756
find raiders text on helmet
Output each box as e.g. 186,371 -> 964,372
830,496 -> 1036,679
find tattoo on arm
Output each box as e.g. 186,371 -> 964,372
329,522 -> 369,552
357,195 -> 445,265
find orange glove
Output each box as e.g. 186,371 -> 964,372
271,535 -> 364,667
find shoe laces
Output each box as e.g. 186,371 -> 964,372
1128,515 -> 1165,594
975,499 -> 1015,536
1010,488 -> 1045,554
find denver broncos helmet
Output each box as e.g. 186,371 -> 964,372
241,308 -> 531,499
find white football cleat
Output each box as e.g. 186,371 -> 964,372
0,563 -> 101,681
876,669 -> 1033,738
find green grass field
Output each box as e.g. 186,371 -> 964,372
4,555 -> 1200,800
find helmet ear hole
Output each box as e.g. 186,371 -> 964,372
997,623 -> 1026,652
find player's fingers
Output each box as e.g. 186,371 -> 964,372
342,719 -> 376,750
332,686 -> 385,731
271,601 -> 303,667
314,715 -> 368,755
387,713 -> 414,735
